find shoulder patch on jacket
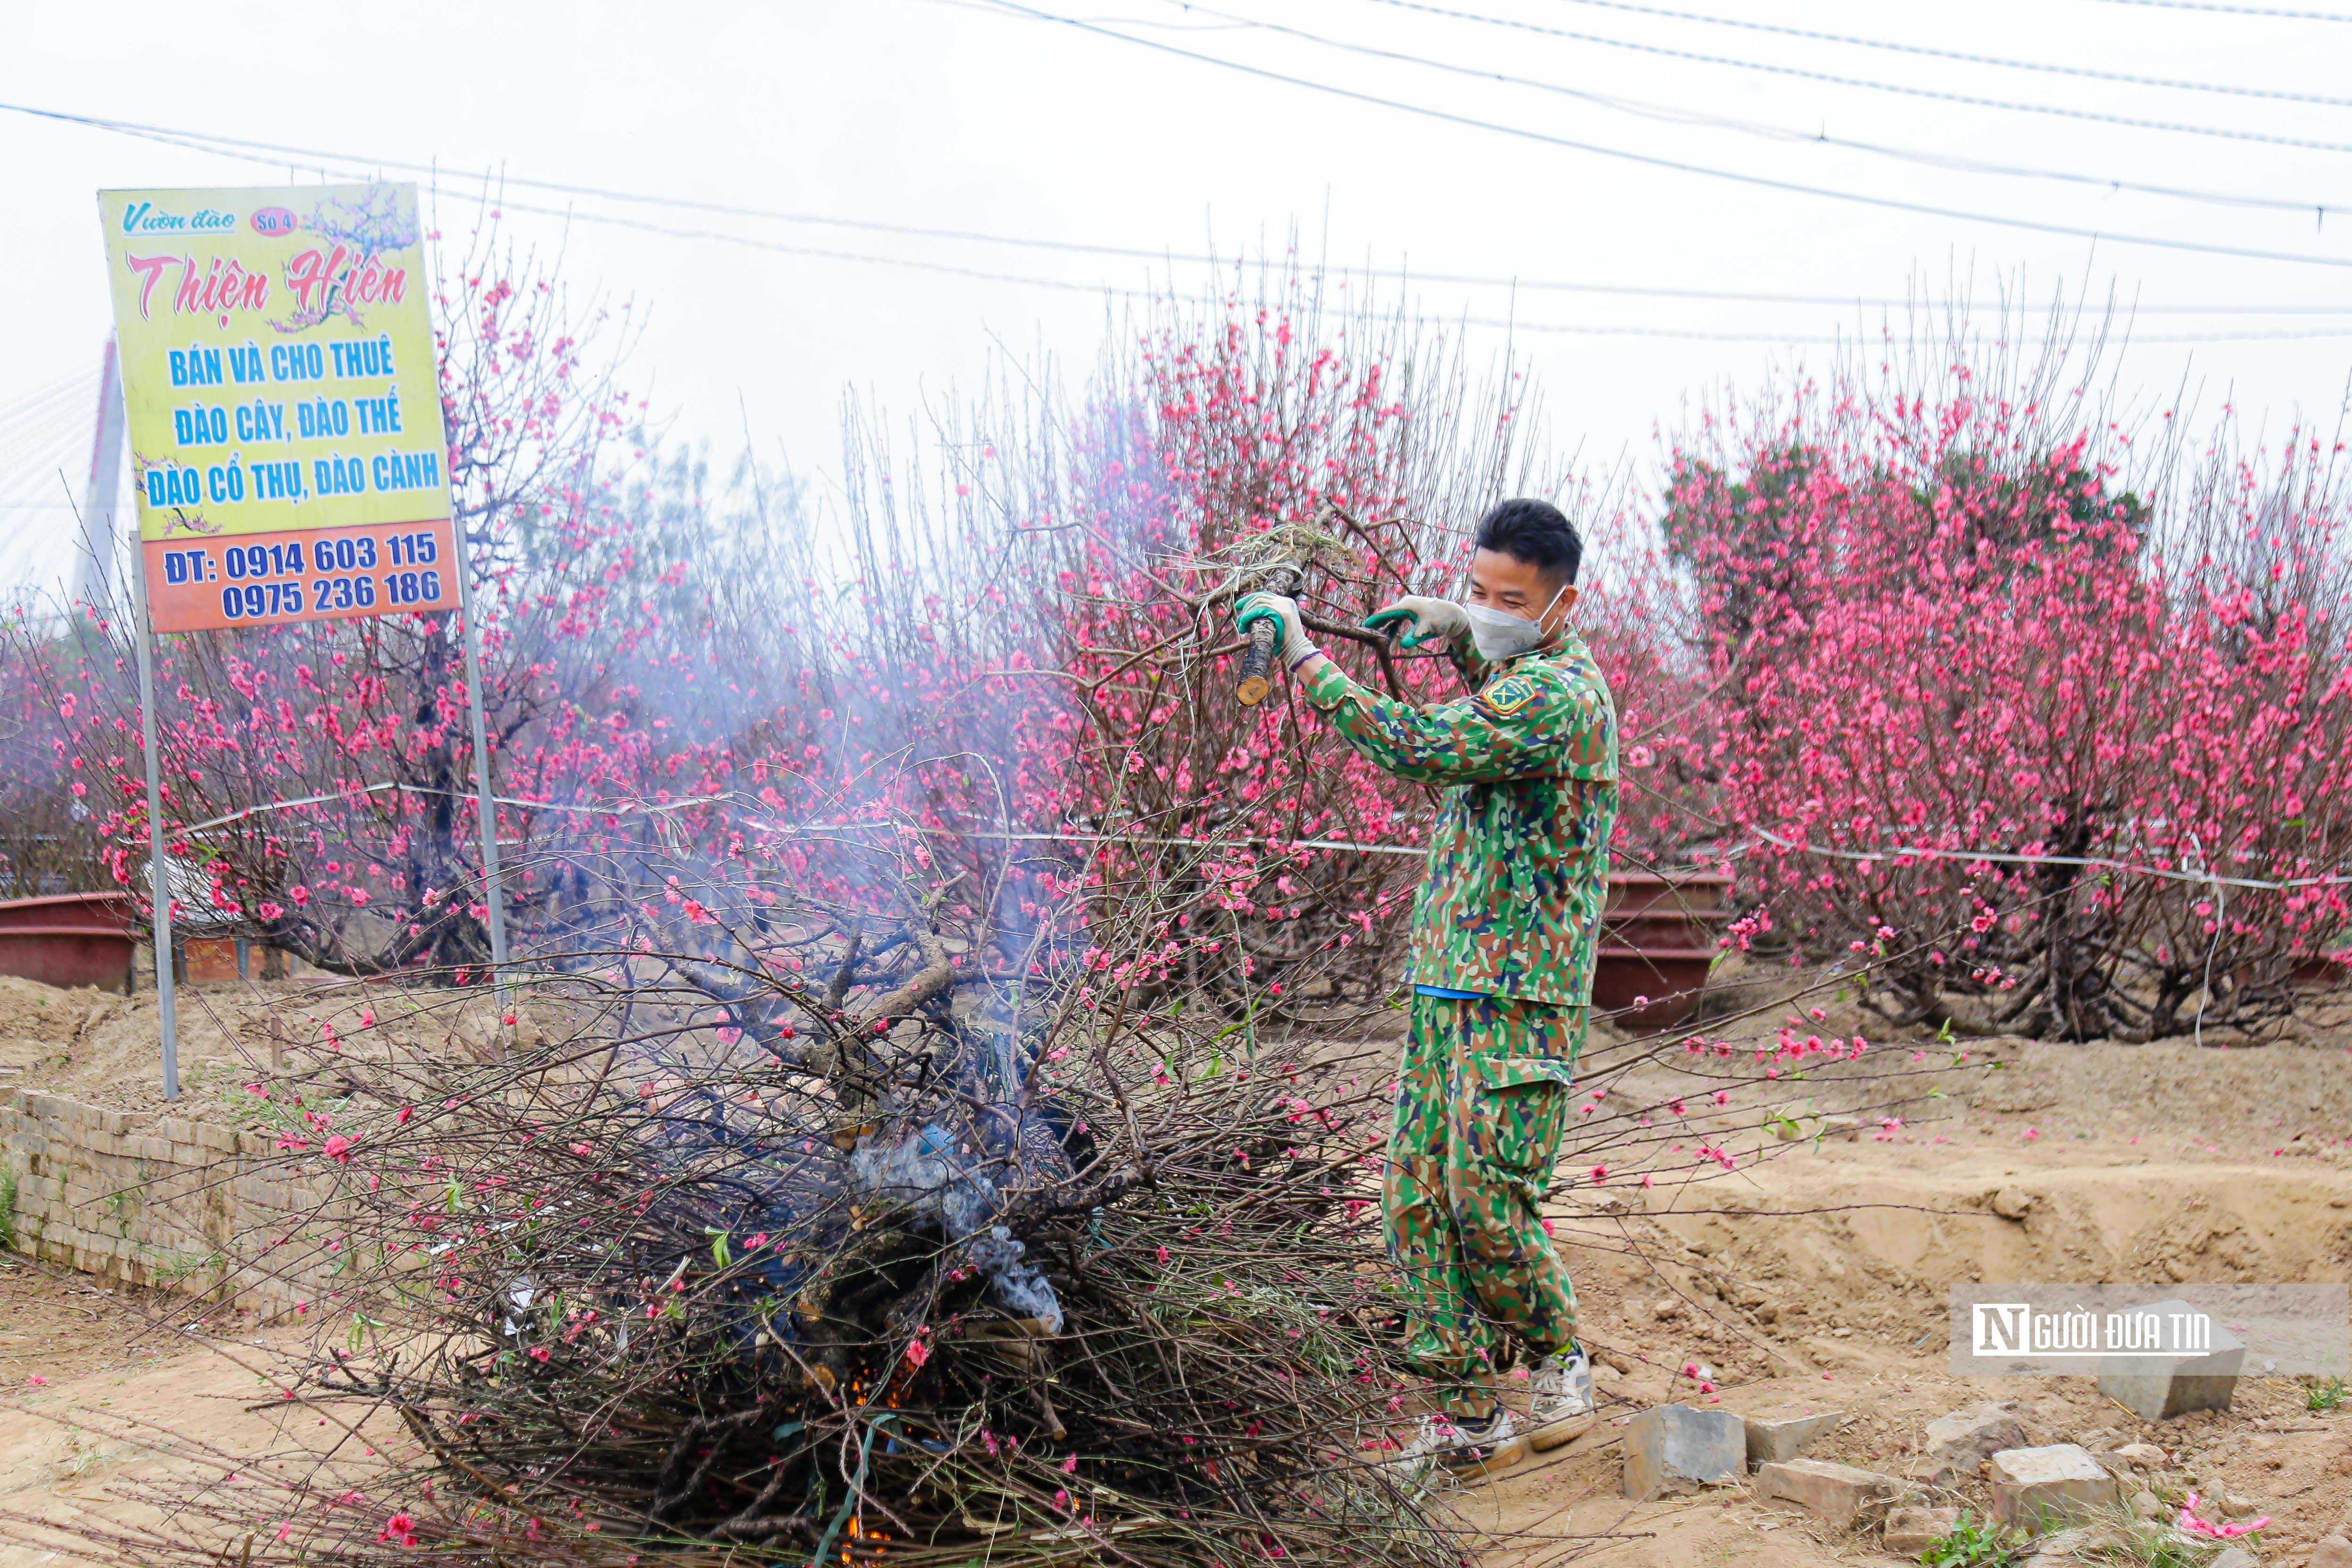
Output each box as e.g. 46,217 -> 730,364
1476,673 -> 1546,718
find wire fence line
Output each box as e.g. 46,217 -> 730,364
157,778 -> 2352,894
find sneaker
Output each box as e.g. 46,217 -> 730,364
1387,1407 -> 1528,1479
1525,1345 -> 1597,1450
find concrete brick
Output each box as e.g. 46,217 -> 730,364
1989,1444 -> 2120,1534
2094,1300 -> 2243,1420
1754,1457 -> 1901,1527
196,1122 -> 238,1155
1743,1405 -> 1843,1468
1919,1401 -> 2027,1484
95,1109 -> 128,1137
1624,1404 -> 1745,1499
1885,1505 -> 1961,1554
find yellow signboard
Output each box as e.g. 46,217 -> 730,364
96,183 -> 455,632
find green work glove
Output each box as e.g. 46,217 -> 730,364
1235,592 -> 1320,668
1363,594 -> 1468,650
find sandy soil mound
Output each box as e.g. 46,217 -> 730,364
0,973 -> 512,1118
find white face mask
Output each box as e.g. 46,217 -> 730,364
1462,581 -> 1568,662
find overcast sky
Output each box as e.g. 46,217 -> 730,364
5,0 -> 2351,590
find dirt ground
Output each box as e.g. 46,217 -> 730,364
0,1264 -> 382,1568
1453,1129 -> 2352,1567
0,971 -> 513,1118
1429,968 -> 2352,1568
2,969 -> 2350,1565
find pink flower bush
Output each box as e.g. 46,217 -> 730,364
1660,359 -> 2352,1040
2,258 -> 2343,1062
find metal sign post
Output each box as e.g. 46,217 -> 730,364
127,537 -> 178,1100
452,536 -> 510,1010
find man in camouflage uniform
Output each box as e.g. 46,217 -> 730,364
1238,498 -> 1615,1477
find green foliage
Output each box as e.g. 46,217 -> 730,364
2309,1374 -> 2348,1413
0,1164 -> 17,1252
1918,451 -> 2151,561
2078,1519 -> 2221,1568
1662,443 -> 2151,665
2130,1535 -> 2215,1568
1659,444 -> 1825,649
103,1169 -> 145,1237
142,1246 -> 223,1287
1921,1511 -> 2029,1568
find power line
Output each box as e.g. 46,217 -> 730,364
0,99 -> 1903,305
442,194 -> 1884,339
24,98 -> 2352,313
961,0 -> 2352,268
1528,0 -> 2352,108
2089,0 -> 2352,18
1352,0 -> 2352,155
35,149 -> 2352,347
17,108 -> 2352,345
1159,0 -> 2352,222
8,105 -> 2352,363
20,98 -> 1971,303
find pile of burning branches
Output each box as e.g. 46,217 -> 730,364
11,801 -> 2030,1568
87,822 -> 1467,1568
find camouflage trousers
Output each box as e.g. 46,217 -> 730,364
1385,992 -> 1582,1402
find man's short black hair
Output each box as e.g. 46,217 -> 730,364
1473,497 -> 1582,586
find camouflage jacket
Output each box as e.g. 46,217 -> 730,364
1299,628 -> 1618,1007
